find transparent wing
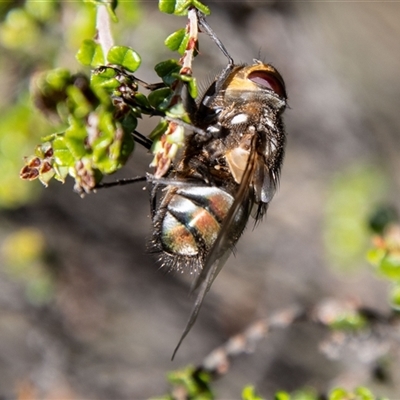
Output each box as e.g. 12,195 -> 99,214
171,138 -> 258,360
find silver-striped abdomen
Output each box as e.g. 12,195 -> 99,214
153,186 -> 234,273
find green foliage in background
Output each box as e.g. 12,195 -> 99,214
1,227 -> 54,304
324,163 -> 388,271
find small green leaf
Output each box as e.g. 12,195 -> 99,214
43,69 -> 72,91
328,388 -> 348,400
120,113 -> 138,133
158,0 -> 178,14
133,93 -> 151,109
119,125 -> 135,162
165,28 -> 186,52
242,386 -> 264,400
329,312 -> 367,331
172,0 -> 191,15
91,67 -> 120,90
66,85 -> 93,118
52,136 -> 74,166
76,39 -> 104,66
366,248 -> 386,267
354,387 -> 374,400
379,255 -> 400,280
155,60 -> 181,87
192,0 -> 210,15
149,120 -> 169,141
107,45 -> 141,72
148,88 -> 173,111
389,284 -> 400,310
274,392 -> 290,400
155,59 -> 181,78
177,74 -> 197,98
64,119 -> 88,160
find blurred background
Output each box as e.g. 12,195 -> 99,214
0,0 -> 400,398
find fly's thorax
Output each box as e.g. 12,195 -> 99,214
153,185 -> 239,272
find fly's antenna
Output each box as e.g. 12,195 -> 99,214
196,10 -> 234,67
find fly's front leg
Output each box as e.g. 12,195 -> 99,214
164,116 -> 212,143
196,10 -> 235,92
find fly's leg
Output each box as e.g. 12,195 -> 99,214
132,130 -> 153,150
95,175 -> 147,189
196,10 -> 235,91
164,117 -> 211,143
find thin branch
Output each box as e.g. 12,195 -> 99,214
96,5 -> 114,60
197,299 -> 400,377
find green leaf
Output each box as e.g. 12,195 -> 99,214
119,124 -> 135,162
66,85 -> 93,119
390,284 -> 400,309
25,0 -> 57,21
52,136 -> 74,166
173,0 -> 193,16
379,255 -> 400,280
242,386 -> 264,400
178,34 -> 190,55
324,163 -> 388,271
64,119 -> 88,160
329,312 -> 367,331
76,39 -> 104,66
155,59 -> 181,86
148,88 -> 173,111
366,248 -> 386,267
133,93 -> 151,109
91,67 -> 120,90
158,0 -> 178,14
155,60 -> 181,77
107,45 -> 141,72
191,0 -> 210,15
354,387 -> 375,400
165,28 -> 186,52
0,8 -> 40,50
177,74 -> 197,98
149,120 -> 169,141
161,0 -> 210,16
328,388 -> 348,400
274,392 -> 290,400
44,69 -> 72,91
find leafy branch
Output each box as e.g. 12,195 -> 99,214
20,0 -> 209,193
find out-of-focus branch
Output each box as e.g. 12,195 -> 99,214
197,299 -> 400,378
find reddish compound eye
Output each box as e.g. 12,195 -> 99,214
248,70 -> 286,99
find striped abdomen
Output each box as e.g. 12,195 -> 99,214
154,186 -> 234,272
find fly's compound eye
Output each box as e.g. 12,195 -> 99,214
248,70 -> 286,99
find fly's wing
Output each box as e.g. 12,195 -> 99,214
171,139 -> 258,360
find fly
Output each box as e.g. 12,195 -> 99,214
150,14 -> 288,359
